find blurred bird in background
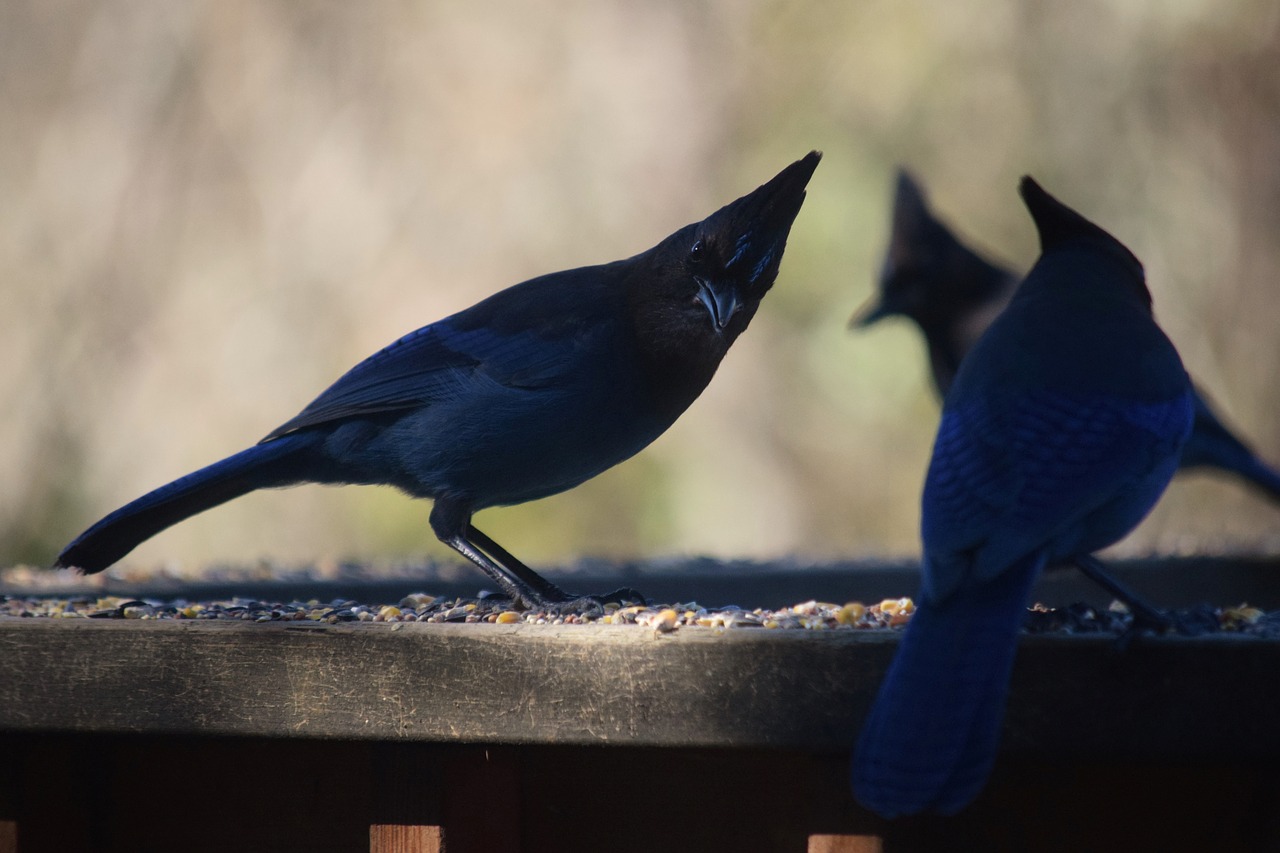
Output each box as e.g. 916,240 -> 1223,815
852,177 -> 1194,816
854,169 -> 1280,504
54,152 -> 821,609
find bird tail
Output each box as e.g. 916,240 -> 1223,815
54,433 -> 318,574
852,553 -> 1042,818
1181,394 -> 1280,503
1210,450 -> 1280,504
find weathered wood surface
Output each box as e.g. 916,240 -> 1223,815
4,614 -> 1280,852
2,618 -> 1278,756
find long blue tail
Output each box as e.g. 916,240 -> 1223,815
54,433 -> 318,573
852,553 -> 1042,818
1182,388 -> 1280,502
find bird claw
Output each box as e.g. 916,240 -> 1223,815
1114,602 -> 1224,647
1114,608 -> 1169,651
1127,601 -> 1173,633
594,586 -> 648,606
517,586 -> 648,616
1169,603 -> 1220,637
550,597 -> 609,617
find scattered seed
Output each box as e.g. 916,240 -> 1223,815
1,589 -> 1270,639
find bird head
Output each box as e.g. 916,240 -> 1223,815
853,169 -> 940,328
658,150 -> 820,342
853,168 -> 1014,333
1018,176 -> 1149,308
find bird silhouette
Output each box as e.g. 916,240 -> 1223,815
852,176 -> 1194,817
56,151 -> 822,609
854,168 -> 1280,502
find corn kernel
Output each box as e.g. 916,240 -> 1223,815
653,608 -> 679,633
836,603 -> 866,625
879,597 -> 913,616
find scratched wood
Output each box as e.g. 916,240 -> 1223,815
1,619 -> 1279,756
4,617 -> 1280,852
0,619 -> 889,748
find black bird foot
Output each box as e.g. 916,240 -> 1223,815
594,586 -> 648,606
549,596 -> 610,617
1073,554 -> 1176,648
1125,598 -> 1174,632
1114,604 -> 1173,651
1110,602 -> 1219,649
515,593 -> 605,617
517,586 -> 648,616
1170,603 -> 1220,637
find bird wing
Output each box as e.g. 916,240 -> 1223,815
921,388 -> 1191,598
261,268 -> 618,441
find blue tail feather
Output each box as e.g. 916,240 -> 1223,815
1181,390 -> 1280,502
852,553 -> 1042,817
55,433 -> 316,573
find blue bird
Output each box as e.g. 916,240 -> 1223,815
851,177 -> 1194,817
854,169 -> 1280,503
55,152 -> 822,608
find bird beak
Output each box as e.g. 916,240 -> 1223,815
696,277 -> 741,332
707,151 -> 821,292
849,296 -> 891,329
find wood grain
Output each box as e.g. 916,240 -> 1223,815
1,619 -> 1278,756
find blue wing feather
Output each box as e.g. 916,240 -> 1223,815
923,389 -> 1192,599
262,266 -> 622,441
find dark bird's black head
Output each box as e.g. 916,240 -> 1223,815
694,150 -> 822,308
627,151 -> 819,415
852,169 -> 1020,396
637,151 -> 820,342
853,168 -> 1016,333
1018,176 -> 1150,309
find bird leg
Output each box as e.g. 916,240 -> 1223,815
467,525 -> 647,610
463,524 -> 572,603
439,530 -> 559,609
427,498 -> 559,607
430,499 -> 644,611
1073,554 -> 1172,632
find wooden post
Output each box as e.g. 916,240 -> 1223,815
370,744 -> 447,853
369,825 -> 444,853
807,834 -> 882,852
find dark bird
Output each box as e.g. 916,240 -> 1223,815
854,169 -> 1280,502
852,177 -> 1194,817
55,151 -> 822,608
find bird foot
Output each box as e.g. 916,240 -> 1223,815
516,586 -> 648,616
593,586 -> 648,606
1126,599 -> 1173,632
1114,605 -> 1171,651
1114,603 -> 1218,649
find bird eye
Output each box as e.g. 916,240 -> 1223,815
689,240 -> 705,265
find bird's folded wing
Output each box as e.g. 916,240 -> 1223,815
260,280 -> 612,442
922,388 -> 1191,595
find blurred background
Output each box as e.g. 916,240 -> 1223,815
2,0 -> 1278,578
